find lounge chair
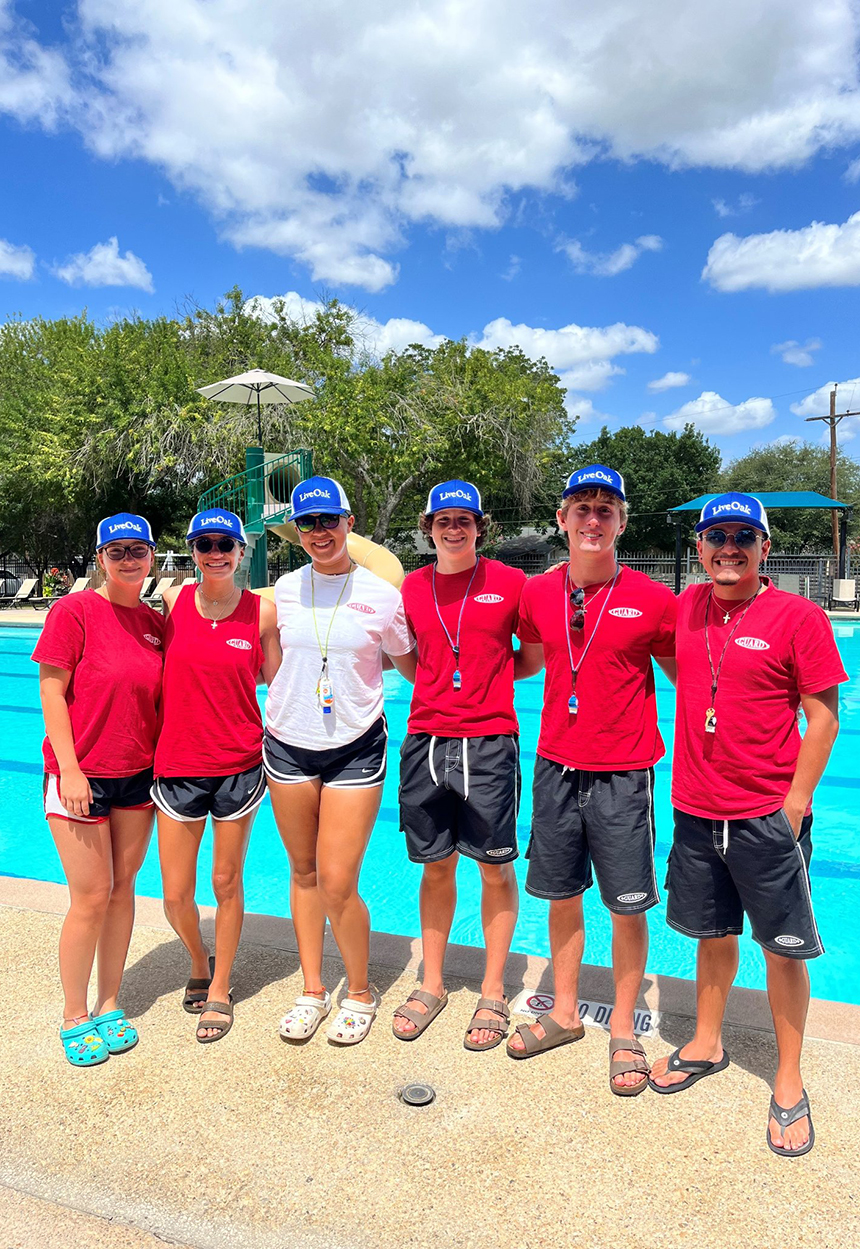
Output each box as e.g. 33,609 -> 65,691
776,574 -> 804,596
140,576 -> 154,599
67,576 -> 92,594
680,573 -> 705,591
829,578 -> 859,611
145,576 -> 176,605
8,577 -> 39,608
181,576 -> 198,586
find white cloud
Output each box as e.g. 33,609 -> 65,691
712,193 -> 759,217
560,234 -> 663,277
3,3 -> 860,289
248,292 -> 656,393
501,254 -> 521,281
53,237 -> 154,292
790,377 -> 860,417
0,237 -> 35,279
844,158 -> 860,183
664,390 -> 776,433
770,434 -> 803,446
648,371 -> 691,392
771,337 -> 821,366
703,212 -> 860,292
563,395 -> 616,424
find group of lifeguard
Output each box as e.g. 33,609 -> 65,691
33,464 -> 846,1157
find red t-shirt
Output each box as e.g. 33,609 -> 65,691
517,564 -> 676,771
31,590 -> 164,777
402,558 -> 526,737
673,579 -> 848,820
155,585 -> 264,777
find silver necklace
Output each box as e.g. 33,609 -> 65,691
197,584 -> 239,630
715,587 -> 760,624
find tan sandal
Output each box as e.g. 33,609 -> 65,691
463,997 -> 510,1051
506,1014 -> 585,1060
392,989 -> 448,1040
609,1036 -> 650,1096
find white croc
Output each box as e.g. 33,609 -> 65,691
279,991 -> 331,1040
325,986 -> 380,1046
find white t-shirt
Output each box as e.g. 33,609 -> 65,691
266,563 -> 414,750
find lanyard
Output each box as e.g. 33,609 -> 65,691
310,564 -> 354,671
702,586 -> 761,734
563,563 -> 620,714
432,556 -> 481,690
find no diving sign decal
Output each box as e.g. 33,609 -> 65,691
508,989 -> 660,1036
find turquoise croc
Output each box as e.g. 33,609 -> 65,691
60,1018 -> 110,1067
92,1009 -> 138,1054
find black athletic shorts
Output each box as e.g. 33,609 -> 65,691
151,764 -> 266,822
263,717 -> 387,789
525,757 -> 658,912
44,768 -> 154,824
666,808 -> 823,959
399,732 -> 520,864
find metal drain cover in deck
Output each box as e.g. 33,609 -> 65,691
400,1083 -> 436,1106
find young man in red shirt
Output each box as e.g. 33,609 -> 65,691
393,480 -> 528,1050
510,466 -> 677,1095
649,492 -> 847,1156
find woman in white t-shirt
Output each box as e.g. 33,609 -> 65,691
264,476 -> 415,1045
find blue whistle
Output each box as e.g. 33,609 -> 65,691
568,694 -> 578,715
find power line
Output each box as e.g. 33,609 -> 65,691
804,384 -> 860,565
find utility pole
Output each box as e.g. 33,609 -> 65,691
805,385 -> 860,563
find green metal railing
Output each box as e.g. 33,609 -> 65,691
198,447 -> 313,587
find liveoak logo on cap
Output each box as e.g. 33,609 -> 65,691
562,464 -> 626,502
426,480 -> 484,516
289,476 -> 351,520
695,492 -> 770,535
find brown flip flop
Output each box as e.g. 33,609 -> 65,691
183,955 -> 215,1014
609,1036 -> 650,1096
464,997 -> 510,1052
196,996 -> 234,1044
392,989 -> 448,1040
506,1014 -> 585,1060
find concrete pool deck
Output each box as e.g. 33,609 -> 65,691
3,876 -> 859,1249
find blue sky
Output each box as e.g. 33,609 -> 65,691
2,0 -> 860,464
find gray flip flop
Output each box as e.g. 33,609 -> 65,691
392,989 -> 448,1040
196,997 -> 234,1044
648,1046 -> 730,1093
464,997 -> 510,1052
506,1014 -> 585,1060
609,1035 -> 650,1097
767,1089 -> 815,1157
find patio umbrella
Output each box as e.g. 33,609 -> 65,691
197,368 -> 315,445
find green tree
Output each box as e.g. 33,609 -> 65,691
569,424 -> 721,549
720,441 -> 860,550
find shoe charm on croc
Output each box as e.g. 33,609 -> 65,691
60,1018 -> 110,1067
92,1009 -> 139,1054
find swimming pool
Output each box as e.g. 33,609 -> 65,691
2,623 -> 859,1003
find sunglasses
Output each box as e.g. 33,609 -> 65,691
295,514 -> 342,534
569,585 -> 585,631
702,527 -> 761,549
102,543 -> 152,561
191,537 -> 239,554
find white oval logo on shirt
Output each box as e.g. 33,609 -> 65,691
347,602 -> 375,614
617,891 -> 647,903
608,608 -> 642,618
226,638 -> 252,650
775,934 -> 804,947
734,637 -> 769,651
143,634 -> 161,646
474,594 -> 503,604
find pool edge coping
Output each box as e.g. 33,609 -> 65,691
3,873 -> 858,1047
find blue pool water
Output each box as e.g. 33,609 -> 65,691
2,624 -> 859,1003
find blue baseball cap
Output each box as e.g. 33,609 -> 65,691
695,492 -> 769,536
425,480 -> 483,517
289,476 -> 351,520
562,464 -> 626,503
186,509 -> 247,543
96,513 -> 155,549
